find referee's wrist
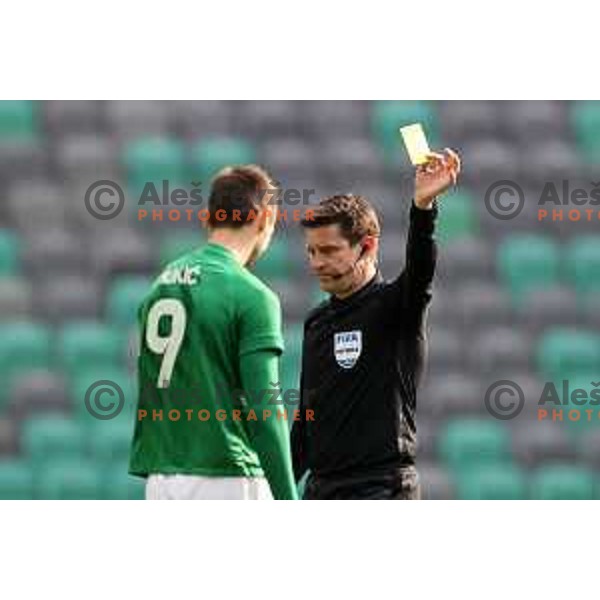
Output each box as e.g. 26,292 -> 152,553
413,197 -> 437,211
411,198 -> 438,217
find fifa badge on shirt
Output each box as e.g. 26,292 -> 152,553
334,330 -> 362,369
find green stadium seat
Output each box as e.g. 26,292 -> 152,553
439,418 -> 512,470
0,101 -> 37,139
0,460 -> 33,499
281,322 -> 304,392
546,373 -> 600,437
36,459 -> 101,499
0,229 -> 19,275
188,137 -> 257,184
571,101 -> 600,157
0,322 -> 51,407
106,276 -> 150,326
531,465 -> 596,499
70,367 -> 136,424
58,321 -> 125,375
102,465 -> 145,500
497,234 -> 560,300
252,237 -> 291,281
436,190 -> 478,243
124,136 -> 186,192
284,322 -> 304,353
89,419 -> 134,464
310,285 -> 329,308
371,101 -> 438,161
22,415 -> 86,464
564,236 -> 600,295
456,465 -> 527,500
536,329 -> 600,379
159,234 -> 204,267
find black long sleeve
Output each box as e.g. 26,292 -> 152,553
383,200 -> 438,333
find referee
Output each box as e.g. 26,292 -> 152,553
291,149 -> 460,499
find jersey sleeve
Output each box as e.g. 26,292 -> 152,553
382,200 -> 438,333
238,283 -> 285,357
239,349 -> 298,500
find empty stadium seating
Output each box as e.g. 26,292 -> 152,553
0,100 -> 597,499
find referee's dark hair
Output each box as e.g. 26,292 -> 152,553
208,164 -> 278,229
300,194 -> 381,245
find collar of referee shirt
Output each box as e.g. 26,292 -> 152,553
329,271 -> 383,307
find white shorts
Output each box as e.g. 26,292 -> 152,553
145,474 -> 273,500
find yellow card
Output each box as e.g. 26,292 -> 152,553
400,123 -> 431,165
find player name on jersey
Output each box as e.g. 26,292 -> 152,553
157,265 -> 201,286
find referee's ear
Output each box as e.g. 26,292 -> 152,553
362,235 -> 378,262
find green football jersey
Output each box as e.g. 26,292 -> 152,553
129,242 -> 285,478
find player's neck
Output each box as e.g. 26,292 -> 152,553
208,231 -> 255,266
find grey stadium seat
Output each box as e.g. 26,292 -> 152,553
0,140 -> 47,183
106,100 -> 171,139
499,372 -> 548,424
92,231 -> 157,278
419,372 -> 483,420
415,418 -> 438,462
379,235 -> 408,281
261,138 -> 318,192
0,278 -> 33,320
237,101 -> 303,139
8,370 -> 70,419
475,187 -> 546,241
170,100 -> 234,138
7,180 -> 70,232
318,138 -> 385,189
270,279 -> 310,323
427,285 -> 462,328
437,236 -> 494,287
363,184 -> 407,231
519,140 -> 581,187
517,286 -> 581,333
35,276 -> 102,322
0,418 -> 18,456
438,100 -> 500,140
577,430 -> 600,468
454,282 -> 513,329
418,462 -> 455,500
511,420 -> 576,468
582,292 -> 600,329
303,101 -> 370,140
460,139 -> 520,189
501,101 -> 567,144
466,327 -> 533,377
56,135 -> 120,183
23,229 -> 87,277
426,327 -> 466,375
43,101 -> 104,136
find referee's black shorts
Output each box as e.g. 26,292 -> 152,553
303,466 -> 420,500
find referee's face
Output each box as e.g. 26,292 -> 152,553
305,225 -> 364,295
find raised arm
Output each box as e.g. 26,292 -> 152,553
386,148 -> 461,330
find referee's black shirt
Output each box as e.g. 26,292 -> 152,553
291,201 -> 438,482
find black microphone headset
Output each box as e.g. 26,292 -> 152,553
330,242 -> 367,280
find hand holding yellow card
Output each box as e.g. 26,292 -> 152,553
400,123 -> 431,165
